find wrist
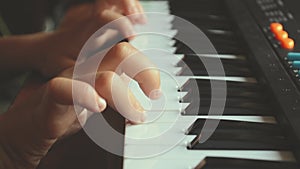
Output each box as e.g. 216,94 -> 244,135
0,110 -> 55,169
0,32 -> 56,77
29,32 -> 57,77
0,114 -> 27,169
0,125 -> 14,169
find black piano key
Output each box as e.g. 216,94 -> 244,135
171,0 -> 242,53
179,64 -> 253,77
183,103 -> 273,116
178,57 -> 248,67
182,93 -> 270,108
180,94 -> 272,112
174,39 -> 244,55
171,1 -> 247,55
191,88 -> 266,99
187,120 -> 291,150
195,157 -> 299,169
173,18 -> 235,31
189,138 -> 291,150
181,84 -> 267,101
178,56 -> 253,76
180,79 -> 262,92
180,87 -> 272,112
180,78 -> 272,115
187,119 -> 284,137
172,14 -> 231,24
178,55 -> 249,67
184,100 -> 272,115
170,0 -> 229,17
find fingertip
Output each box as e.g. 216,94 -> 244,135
125,28 -> 136,40
127,35 -> 135,41
128,112 -> 146,124
135,13 -> 147,25
138,70 -> 161,99
139,16 -> 147,25
97,97 -> 107,112
149,89 -> 162,100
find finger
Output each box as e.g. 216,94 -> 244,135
95,71 -> 145,124
63,42 -> 161,99
98,42 -> 161,99
36,77 -> 107,139
86,29 -> 119,55
60,70 -> 145,123
133,0 -> 147,24
121,0 -> 138,14
46,77 -> 106,113
120,0 -> 146,24
97,9 -> 135,40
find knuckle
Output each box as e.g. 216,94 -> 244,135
81,83 -> 95,97
96,71 -> 117,89
47,77 -> 62,94
111,42 -> 133,59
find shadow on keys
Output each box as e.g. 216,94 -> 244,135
37,107 -> 125,169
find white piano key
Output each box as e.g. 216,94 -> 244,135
127,112 -> 277,125
124,140 -> 295,160
135,21 -> 173,31
129,72 -> 184,111
147,54 -> 184,66
134,18 -> 176,33
140,1 -> 170,13
135,23 -> 173,32
124,149 -> 295,169
125,127 -> 295,167
130,43 -> 175,51
125,115 -> 276,142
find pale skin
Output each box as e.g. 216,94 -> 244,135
0,0 -> 159,169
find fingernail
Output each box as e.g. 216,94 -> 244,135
149,89 -> 162,100
124,28 -> 135,41
130,113 -> 146,124
97,97 -> 107,112
132,15 -> 141,24
128,91 -> 144,113
138,14 -> 147,24
140,112 -> 146,123
127,6 -> 137,15
133,99 -> 145,113
128,36 -> 135,41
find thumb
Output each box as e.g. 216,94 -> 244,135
36,77 -> 107,139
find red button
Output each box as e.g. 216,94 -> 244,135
270,22 -> 283,33
275,30 -> 288,41
281,38 -> 295,50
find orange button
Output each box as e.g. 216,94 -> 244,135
270,22 -> 283,33
275,30 -> 288,41
281,38 -> 295,50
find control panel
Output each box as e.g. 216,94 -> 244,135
245,0 -> 300,89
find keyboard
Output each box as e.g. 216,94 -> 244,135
35,0 -> 300,169
123,0 -> 300,168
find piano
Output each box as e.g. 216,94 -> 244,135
37,0 -> 300,169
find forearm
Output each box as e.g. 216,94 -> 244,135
0,33 -> 51,77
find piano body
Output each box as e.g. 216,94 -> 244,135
37,0 -> 300,169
